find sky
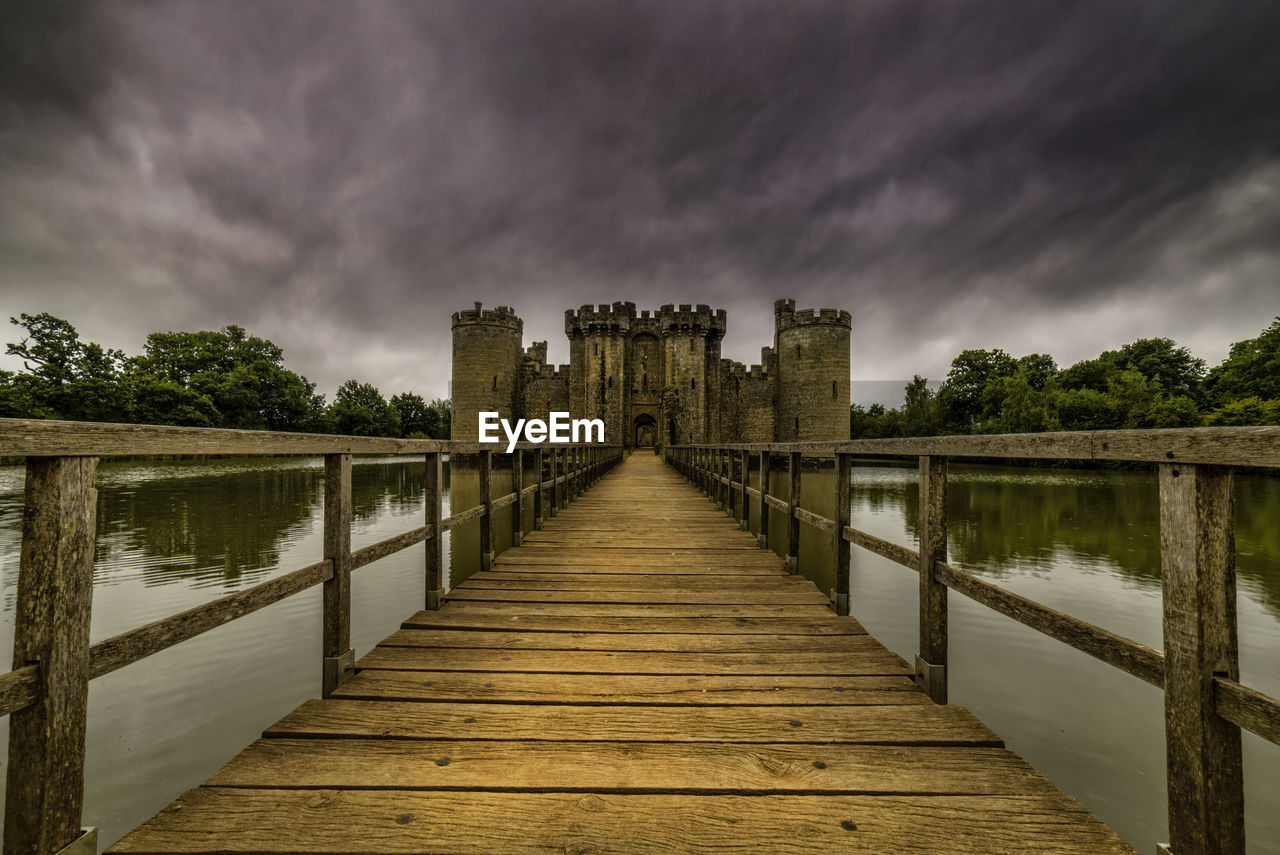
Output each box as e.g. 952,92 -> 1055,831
2,0 -> 1278,403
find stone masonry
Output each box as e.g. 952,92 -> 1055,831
451,299 -> 850,446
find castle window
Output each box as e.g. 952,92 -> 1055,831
492,375 -> 498,391
832,380 -> 838,399
691,378 -> 696,390
794,417 -> 800,432
690,340 -> 695,352
642,374 -> 648,391
796,345 -> 801,359
608,377 -> 613,389
594,343 -> 598,356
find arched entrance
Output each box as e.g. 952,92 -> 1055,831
633,414 -> 656,448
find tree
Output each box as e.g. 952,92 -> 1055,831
425,398 -> 451,439
901,376 -> 939,436
937,349 -> 1017,432
1205,396 -> 1280,426
5,313 -> 129,421
1107,338 -> 1206,402
329,380 -> 401,437
391,392 -> 434,437
1205,317 -> 1280,406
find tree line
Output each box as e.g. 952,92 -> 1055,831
0,313 -> 450,438
853,316 -> 1280,438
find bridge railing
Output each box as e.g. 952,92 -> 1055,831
667,427 -> 1280,855
0,417 -> 622,855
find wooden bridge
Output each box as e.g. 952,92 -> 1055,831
1,419 -> 1278,854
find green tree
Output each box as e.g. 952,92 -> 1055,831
1205,317 -> 1280,406
937,349 -> 1017,432
329,380 -> 401,437
131,325 -> 323,431
1107,338 -> 1206,402
391,392 -> 444,438
129,376 -> 220,427
901,376 -> 939,436
425,397 -> 451,439
1205,396 -> 1280,426
5,313 -> 129,421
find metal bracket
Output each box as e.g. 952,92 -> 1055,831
323,648 -> 355,697
54,828 -> 97,855
832,591 -> 849,616
914,656 -> 946,704
426,588 -> 446,610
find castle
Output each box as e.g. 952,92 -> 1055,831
450,299 -> 851,447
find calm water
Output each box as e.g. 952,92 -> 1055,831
756,459 -> 1280,853
0,455 -> 1276,852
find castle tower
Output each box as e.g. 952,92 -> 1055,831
774,299 -> 851,441
450,303 -> 524,440
565,303 -> 635,445
658,304 -> 727,444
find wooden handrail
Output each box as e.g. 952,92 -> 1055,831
667,434 -> 1280,855
0,419 -> 624,854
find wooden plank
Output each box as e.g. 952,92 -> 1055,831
843,525 -> 917,570
378,629 -> 871,652
109,790 -> 1137,854
401,611 -> 867,635
356,646 -> 910,676
0,416 -> 620,457
455,563 -> 787,575
793,506 -> 836,535
90,559 -> 332,680
443,503 -> 486,529
4,456 -> 97,855
1214,676 -> 1280,745
0,665 -> 38,718
934,562 -> 1164,688
669,426 -> 1280,468
833,453 -> 851,615
1159,463 -> 1243,854
443,588 -> 831,605
333,671 -> 924,706
208,738 -> 1052,795
266,699 -> 1000,745
419,602 -> 837,618
351,524 -> 432,570
455,574 -> 818,590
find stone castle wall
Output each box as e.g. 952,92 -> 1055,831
453,298 -> 847,445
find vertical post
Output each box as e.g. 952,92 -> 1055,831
717,449 -> 726,511
833,453 -> 852,616
548,447 -> 558,517
560,448 -> 569,509
727,450 -> 736,519
322,453 -> 354,698
739,451 -> 750,531
786,451 -> 801,574
916,455 -> 948,704
511,449 -> 524,546
4,456 -> 98,855
1160,464 -> 1243,855
479,450 -> 494,571
757,451 -> 770,549
533,449 -> 545,530
424,451 -> 445,610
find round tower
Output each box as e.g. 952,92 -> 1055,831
451,303 -> 524,440
774,299 -> 851,441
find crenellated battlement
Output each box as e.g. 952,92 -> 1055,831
774,298 -> 851,332
658,304 -> 727,337
524,341 -> 548,364
452,302 -> 523,332
565,302 -> 638,336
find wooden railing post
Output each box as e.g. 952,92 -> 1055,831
739,451 -> 750,531
786,451 -> 801,574
726,450 -> 736,519
757,451 -> 770,549
916,455 -> 948,704
833,452 -> 852,616
717,449 -> 727,511
1159,463 -> 1244,855
479,450 -> 494,571
4,456 -> 98,855
322,453 -> 354,698
548,447 -> 558,517
511,450 -> 524,546
425,451 -> 445,610
534,449 -> 545,530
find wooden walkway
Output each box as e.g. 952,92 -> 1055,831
110,451 -> 1135,853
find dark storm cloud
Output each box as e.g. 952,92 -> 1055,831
2,0 -> 1278,397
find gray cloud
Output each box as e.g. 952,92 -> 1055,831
1,0 -> 1278,400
